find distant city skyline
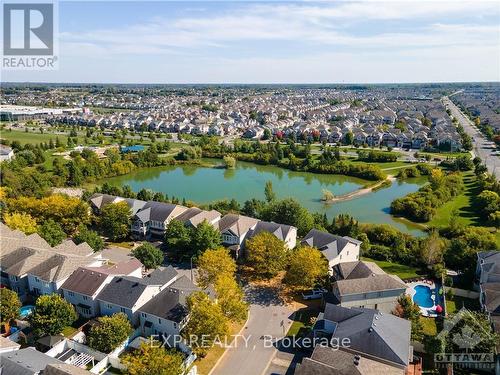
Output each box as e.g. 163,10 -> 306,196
3,1 -> 500,84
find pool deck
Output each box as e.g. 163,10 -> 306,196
406,281 -> 440,317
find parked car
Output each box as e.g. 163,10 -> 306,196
301,288 -> 327,300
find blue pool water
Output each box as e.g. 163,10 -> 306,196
19,305 -> 34,318
413,285 -> 434,308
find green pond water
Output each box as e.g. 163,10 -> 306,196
102,160 -> 427,235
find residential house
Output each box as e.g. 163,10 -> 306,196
218,214 -> 259,257
174,207 -> 221,229
295,345 -> 405,375
313,303 -> 413,371
61,259 -> 143,318
97,266 -> 178,325
0,145 -> 14,161
330,260 -> 407,313
301,229 -> 361,273
246,221 -> 297,250
89,193 -> 146,215
138,275 -> 199,343
476,251 -> 500,334
131,201 -> 188,238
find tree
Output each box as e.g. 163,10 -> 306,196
87,313 -> 131,353
393,295 -> 423,341
197,247 -> 236,289
191,220 -> 222,259
182,292 -> 229,357
122,342 -> 184,375
476,190 -> 500,219
246,232 -> 287,278
321,189 -> 334,201
132,243 -> 164,269
0,289 -> 21,326
223,155 -> 236,169
38,219 -> 66,247
3,212 -> 38,234
264,180 -> 276,202
284,246 -> 329,289
420,230 -> 444,267
73,227 -> 104,252
262,198 -> 314,236
100,201 -> 131,240
164,219 -> 191,257
214,274 -> 248,323
344,131 -> 354,145
30,294 -> 77,337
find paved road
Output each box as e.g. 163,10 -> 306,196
211,285 -> 294,375
443,96 -> 500,178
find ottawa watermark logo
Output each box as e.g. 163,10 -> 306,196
2,0 -> 58,69
434,308 -> 496,370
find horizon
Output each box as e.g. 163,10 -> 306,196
2,0 -> 500,83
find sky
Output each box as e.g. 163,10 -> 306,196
3,0 -> 500,84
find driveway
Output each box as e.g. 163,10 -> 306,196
443,96 -> 500,179
210,285 -> 294,375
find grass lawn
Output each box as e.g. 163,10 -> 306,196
0,129 -> 71,145
286,308 -> 319,337
349,159 -> 411,170
361,257 -> 427,280
195,321 -> 245,375
420,317 -> 438,336
61,326 -> 78,337
445,295 -> 480,314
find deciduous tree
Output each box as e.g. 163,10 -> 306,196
38,219 -> 66,246
214,274 -> 248,323
30,294 -> 77,338
73,227 -> 104,252
100,201 -> 131,240
132,243 -> 164,269
3,212 -> 38,234
0,288 -> 21,326
122,342 -> 184,375
88,313 -> 132,353
191,220 -> 221,259
246,232 -> 287,278
197,247 -> 236,289
284,246 -> 329,289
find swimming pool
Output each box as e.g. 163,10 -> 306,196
413,285 -> 434,308
19,305 -> 34,318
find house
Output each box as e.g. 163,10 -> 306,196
313,303 -> 412,370
301,229 -> 361,273
97,266 -> 178,325
0,224 -> 101,301
131,201 -> 188,238
476,251 -> 500,334
0,145 -> 14,161
0,347 -> 86,375
138,275 -> 200,343
330,261 -> 407,313
174,207 -> 221,228
0,336 -> 20,354
246,221 -> 297,250
295,345 -> 405,375
89,193 -> 146,215
218,214 -> 259,257
61,259 -> 143,318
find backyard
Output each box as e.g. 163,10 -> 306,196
361,257 -> 427,280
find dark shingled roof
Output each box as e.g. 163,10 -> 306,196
138,275 -> 199,322
301,229 -> 360,262
61,267 -> 111,296
247,221 -> 295,241
321,304 -> 411,367
134,201 -> 187,223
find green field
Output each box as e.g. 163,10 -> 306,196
0,129 -> 71,145
445,295 -> 480,314
361,257 -> 426,280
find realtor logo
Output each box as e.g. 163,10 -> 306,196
2,1 -> 58,70
3,3 -> 53,55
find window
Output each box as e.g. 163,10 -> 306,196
142,313 -> 146,318
347,251 -> 349,256
83,296 -> 88,300
158,318 -> 162,324
34,277 -> 40,282
68,291 -> 75,297
173,323 -> 178,329
120,307 -> 126,313
107,304 -> 112,309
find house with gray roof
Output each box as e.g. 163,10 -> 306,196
131,201 -> 187,238
97,266 -> 178,325
0,225 -> 102,301
138,275 -> 200,343
313,303 -> 412,370
295,345 -> 405,375
301,229 -> 361,273
89,193 -> 146,216
331,261 -> 407,313
0,347 -> 72,375
174,207 -> 221,228
218,214 -> 259,257
61,259 -> 142,318
246,221 -> 297,250
476,251 -> 500,334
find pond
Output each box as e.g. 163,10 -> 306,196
101,160 -> 426,235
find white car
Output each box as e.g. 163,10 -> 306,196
301,288 -> 327,300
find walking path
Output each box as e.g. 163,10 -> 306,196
323,175 -> 396,203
